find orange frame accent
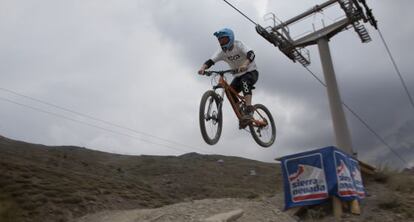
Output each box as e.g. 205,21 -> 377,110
217,75 -> 268,127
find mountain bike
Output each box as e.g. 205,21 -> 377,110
199,69 -> 276,148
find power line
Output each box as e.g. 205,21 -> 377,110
0,87 -> 211,154
221,0 -> 411,167
0,96 -> 212,155
377,28 -> 414,110
222,0 -> 257,26
0,96 -> 195,154
341,102 -> 409,167
0,97 -> 184,153
304,66 -> 327,86
302,67 -> 409,167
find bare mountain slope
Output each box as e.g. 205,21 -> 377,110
0,135 -> 281,222
1,135 -> 414,222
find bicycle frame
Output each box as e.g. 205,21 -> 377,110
214,74 -> 268,128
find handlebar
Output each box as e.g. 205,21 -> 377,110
203,69 -> 238,76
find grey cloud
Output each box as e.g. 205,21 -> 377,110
0,0 -> 413,168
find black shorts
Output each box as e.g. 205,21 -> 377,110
230,70 -> 259,95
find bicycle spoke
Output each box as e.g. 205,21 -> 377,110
249,104 -> 276,147
199,90 -> 223,145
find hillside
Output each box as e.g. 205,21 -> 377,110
1,135 -> 414,222
0,135 -> 281,222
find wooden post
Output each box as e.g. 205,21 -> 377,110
350,199 -> 361,215
333,196 -> 343,220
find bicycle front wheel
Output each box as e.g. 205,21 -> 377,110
199,90 -> 223,145
249,104 -> 276,148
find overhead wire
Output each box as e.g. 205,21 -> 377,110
303,67 -> 409,167
0,96 -> 189,153
377,28 -> 414,110
0,92 -> 212,155
222,0 -> 257,26
221,0 -> 410,167
0,87 -> 211,154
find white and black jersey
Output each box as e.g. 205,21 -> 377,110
210,40 -> 257,77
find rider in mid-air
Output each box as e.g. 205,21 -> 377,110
198,28 -> 259,125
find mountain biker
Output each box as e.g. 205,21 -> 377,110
198,28 -> 258,124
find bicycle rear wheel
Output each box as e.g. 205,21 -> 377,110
199,90 -> 223,145
249,104 -> 276,148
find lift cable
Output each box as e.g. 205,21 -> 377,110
222,0 -> 257,26
0,94 -> 213,155
303,67 -> 409,167
221,0 -> 410,167
0,97 -> 191,153
0,87 -> 212,154
377,28 -> 414,110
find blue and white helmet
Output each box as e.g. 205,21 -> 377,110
213,28 -> 234,51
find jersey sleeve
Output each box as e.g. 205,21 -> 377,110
238,41 -> 252,55
211,49 -> 224,63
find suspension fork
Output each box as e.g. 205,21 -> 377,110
215,89 -> 225,112
206,97 -> 214,120
205,90 -> 224,120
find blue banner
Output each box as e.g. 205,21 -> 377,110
280,146 -> 366,210
349,158 -> 366,199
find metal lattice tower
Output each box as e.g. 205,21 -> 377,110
256,0 -> 377,156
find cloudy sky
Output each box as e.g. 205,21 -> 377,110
1,0 -> 413,169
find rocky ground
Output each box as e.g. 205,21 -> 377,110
1,135 -> 414,222
76,197 -> 296,222
75,182 -> 414,222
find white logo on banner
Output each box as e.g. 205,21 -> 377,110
288,163 -> 328,202
351,160 -> 366,198
336,159 -> 357,197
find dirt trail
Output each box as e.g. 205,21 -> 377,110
75,197 -> 296,222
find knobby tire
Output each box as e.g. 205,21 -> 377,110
199,90 -> 223,145
249,104 -> 276,147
